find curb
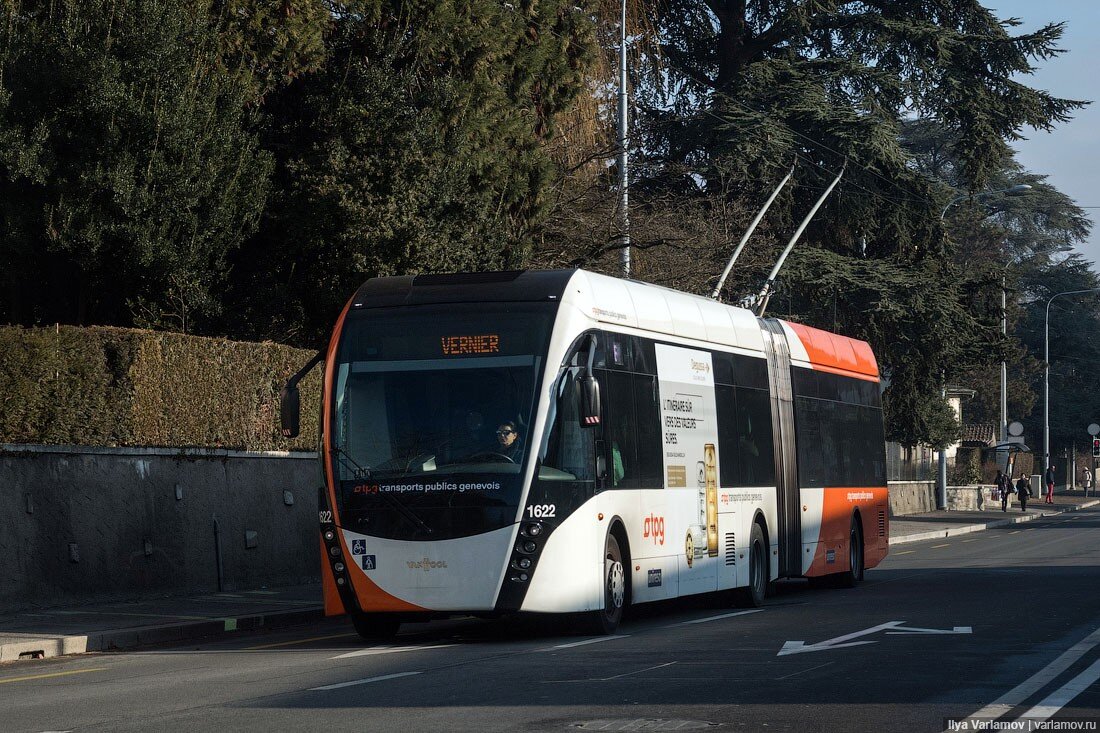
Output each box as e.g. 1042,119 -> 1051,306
0,606 -> 324,664
889,499 -> 1100,546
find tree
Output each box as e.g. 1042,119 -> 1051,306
0,0 -> 271,330
569,0 -> 1090,446
221,1 -> 597,343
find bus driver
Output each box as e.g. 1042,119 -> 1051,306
495,421 -> 524,462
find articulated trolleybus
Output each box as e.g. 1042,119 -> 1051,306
280,269 -> 888,638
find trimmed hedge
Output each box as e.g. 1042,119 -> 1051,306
0,326 -> 321,451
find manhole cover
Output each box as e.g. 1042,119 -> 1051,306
571,720 -> 721,731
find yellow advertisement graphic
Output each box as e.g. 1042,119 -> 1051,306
705,443 -> 718,557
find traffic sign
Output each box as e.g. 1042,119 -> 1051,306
1009,421 -> 1025,437
1088,423 -> 1100,437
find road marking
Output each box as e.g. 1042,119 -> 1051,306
950,623 -> 1100,730
1020,658 -> 1100,721
961,539 -> 977,543
1009,530 -> 1021,534
310,670 -> 421,691
931,544 -> 950,549
0,668 -> 106,685
246,633 -> 357,650
781,622 -> 970,655
774,661 -> 835,680
330,643 -> 454,660
670,609 -> 765,626
894,550 -> 916,555
544,635 -> 630,650
779,621 -> 903,656
600,661 -> 677,680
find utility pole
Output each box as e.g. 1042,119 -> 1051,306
617,0 -> 630,277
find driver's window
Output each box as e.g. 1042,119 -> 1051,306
538,339 -> 602,482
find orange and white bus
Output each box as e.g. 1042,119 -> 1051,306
281,269 -> 888,637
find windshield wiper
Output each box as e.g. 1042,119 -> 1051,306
330,445 -> 433,536
330,444 -> 371,480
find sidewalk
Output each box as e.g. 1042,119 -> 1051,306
0,584 -> 323,663
889,489 -> 1100,545
3,492 -> 1099,665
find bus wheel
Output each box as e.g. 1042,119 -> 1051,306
735,523 -> 767,608
350,612 -> 401,641
840,516 -> 864,588
582,533 -> 626,635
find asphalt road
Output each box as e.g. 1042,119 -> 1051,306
4,509 -> 1100,733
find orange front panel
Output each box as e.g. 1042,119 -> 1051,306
320,537 -> 346,617
805,486 -> 889,576
321,297 -> 428,614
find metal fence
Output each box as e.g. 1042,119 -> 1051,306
886,441 -> 934,482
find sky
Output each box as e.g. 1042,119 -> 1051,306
988,1 -> 1100,268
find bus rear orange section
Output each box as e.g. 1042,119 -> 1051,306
805,486 -> 889,576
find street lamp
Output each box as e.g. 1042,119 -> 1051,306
1044,288 -> 1100,480
936,184 -> 1032,507
939,184 -> 1032,221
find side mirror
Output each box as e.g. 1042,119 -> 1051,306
280,385 -> 301,438
579,374 -> 601,428
279,349 -> 324,440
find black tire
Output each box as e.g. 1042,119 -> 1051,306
839,515 -> 864,589
734,523 -> 768,608
350,612 -> 401,641
579,532 -> 627,634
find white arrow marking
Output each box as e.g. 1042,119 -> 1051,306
778,621 -> 904,656
886,626 -> 971,635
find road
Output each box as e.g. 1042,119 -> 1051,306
4,509 -> 1100,732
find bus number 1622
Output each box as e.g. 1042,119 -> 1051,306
526,504 -> 556,518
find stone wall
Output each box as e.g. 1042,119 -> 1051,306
1,444 -> 321,613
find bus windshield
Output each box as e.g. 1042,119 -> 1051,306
331,303 -> 555,539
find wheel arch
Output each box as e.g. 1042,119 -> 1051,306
606,515 -> 632,606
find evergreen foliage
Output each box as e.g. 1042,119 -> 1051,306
0,0 -> 271,331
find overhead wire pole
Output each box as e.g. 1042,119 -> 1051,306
710,165 -> 795,300
1044,288 -> 1100,477
756,162 -> 846,317
617,0 -> 630,277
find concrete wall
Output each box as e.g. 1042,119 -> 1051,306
888,480 -> 937,517
0,444 -> 321,613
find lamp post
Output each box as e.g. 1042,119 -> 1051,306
1044,288 -> 1100,481
937,184 -> 1031,508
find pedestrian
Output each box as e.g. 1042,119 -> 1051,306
996,470 -> 1010,512
1044,464 -> 1056,504
1083,468 -> 1093,498
1016,473 -> 1031,512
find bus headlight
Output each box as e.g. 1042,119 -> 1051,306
324,530 -> 335,541
524,523 -> 543,537
334,562 -> 345,573
329,545 -> 341,557
521,540 -> 537,553
517,557 -> 531,569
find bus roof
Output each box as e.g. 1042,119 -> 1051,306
348,268 -> 878,380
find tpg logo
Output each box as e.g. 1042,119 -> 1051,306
643,514 -> 665,545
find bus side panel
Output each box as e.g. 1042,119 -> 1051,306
521,498 -> 602,613
802,486 -> 889,576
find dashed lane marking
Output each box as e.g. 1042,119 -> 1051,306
310,670 -> 421,691
931,544 -> 950,549
670,609 -> 765,627
246,633 -> 358,650
330,644 -> 455,660
894,550 -> 916,555
543,635 -> 630,650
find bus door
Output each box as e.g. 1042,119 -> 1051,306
760,319 -> 800,578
